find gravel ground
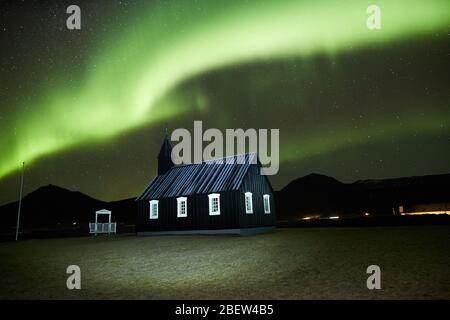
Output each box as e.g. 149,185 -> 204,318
0,226 -> 449,299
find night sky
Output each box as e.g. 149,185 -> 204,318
0,0 -> 449,205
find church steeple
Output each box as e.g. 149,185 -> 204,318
157,132 -> 174,175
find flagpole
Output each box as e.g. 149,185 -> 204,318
15,162 -> 25,241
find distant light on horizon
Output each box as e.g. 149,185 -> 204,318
402,211 -> 450,216
302,215 -> 320,221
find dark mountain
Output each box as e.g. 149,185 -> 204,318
278,173 -> 346,211
0,185 -> 136,236
276,173 -> 450,220
352,173 -> 450,215
281,173 -> 343,190
275,173 -> 356,219
354,174 -> 450,199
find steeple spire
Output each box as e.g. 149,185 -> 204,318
157,130 -> 174,175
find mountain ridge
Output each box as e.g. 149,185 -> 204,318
1,172 -> 449,234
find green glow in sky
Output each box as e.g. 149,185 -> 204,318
281,109 -> 449,163
1,0 -> 449,178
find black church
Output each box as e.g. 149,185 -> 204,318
136,136 -> 276,235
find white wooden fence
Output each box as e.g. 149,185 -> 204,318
89,222 -> 117,235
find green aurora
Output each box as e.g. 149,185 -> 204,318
1,0 -> 449,179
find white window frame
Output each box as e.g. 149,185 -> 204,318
244,192 -> 253,214
177,197 -> 187,218
208,193 -> 221,216
149,200 -> 159,219
263,194 -> 271,214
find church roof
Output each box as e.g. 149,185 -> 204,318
136,153 -> 256,200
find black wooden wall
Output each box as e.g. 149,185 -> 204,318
238,164 -> 276,228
